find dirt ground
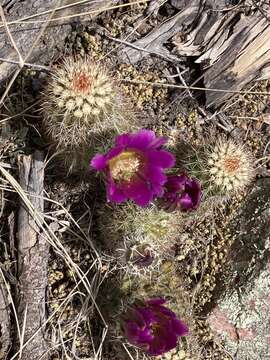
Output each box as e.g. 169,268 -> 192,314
0,1 -> 270,360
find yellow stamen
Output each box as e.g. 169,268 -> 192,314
109,151 -> 142,182
151,323 -> 161,336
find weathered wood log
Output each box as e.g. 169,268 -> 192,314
119,1 -> 200,64
120,0 -> 270,108
0,271 -> 11,360
17,151 -> 48,360
0,180 -> 11,359
0,0 -> 117,84
191,6 -> 270,107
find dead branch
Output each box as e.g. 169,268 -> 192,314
0,176 -> 11,360
0,270 -> 11,360
16,151 -> 49,360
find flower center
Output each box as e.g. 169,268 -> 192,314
109,151 -> 142,182
223,156 -> 240,174
151,323 -> 161,336
72,73 -> 92,93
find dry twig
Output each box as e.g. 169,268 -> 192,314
16,151 -> 49,359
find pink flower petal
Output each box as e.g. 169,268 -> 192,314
122,179 -> 153,207
128,129 -> 156,150
90,154 -> 107,170
150,182 -> 165,197
115,134 -> 131,147
148,136 -> 167,149
147,298 -> 166,306
106,147 -> 123,161
165,175 -> 187,192
179,193 -> 193,210
124,321 -> 142,342
143,165 -> 167,186
134,191 -> 153,207
171,319 -> 189,336
147,150 -> 175,168
106,180 -> 127,203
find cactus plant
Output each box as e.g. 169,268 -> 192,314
184,137 -> 255,200
98,202 -> 183,259
206,138 -> 254,193
41,57 -> 135,171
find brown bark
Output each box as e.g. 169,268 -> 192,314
16,151 -> 49,360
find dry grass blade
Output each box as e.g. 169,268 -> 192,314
0,57 -> 49,71
0,0 -> 121,27
121,79 -> 270,96
19,304 -> 28,359
122,343 -> 137,360
0,267 -> 12,357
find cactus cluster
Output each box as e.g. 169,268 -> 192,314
98,203 -> 183,259
40,55 -> 257,358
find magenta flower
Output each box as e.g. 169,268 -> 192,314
90,130 -> 175,207
162,174 -> 201,211
122,298 -> 188,356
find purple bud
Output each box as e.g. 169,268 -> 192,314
161,174 -> 201,212
122,298 -> 188,356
